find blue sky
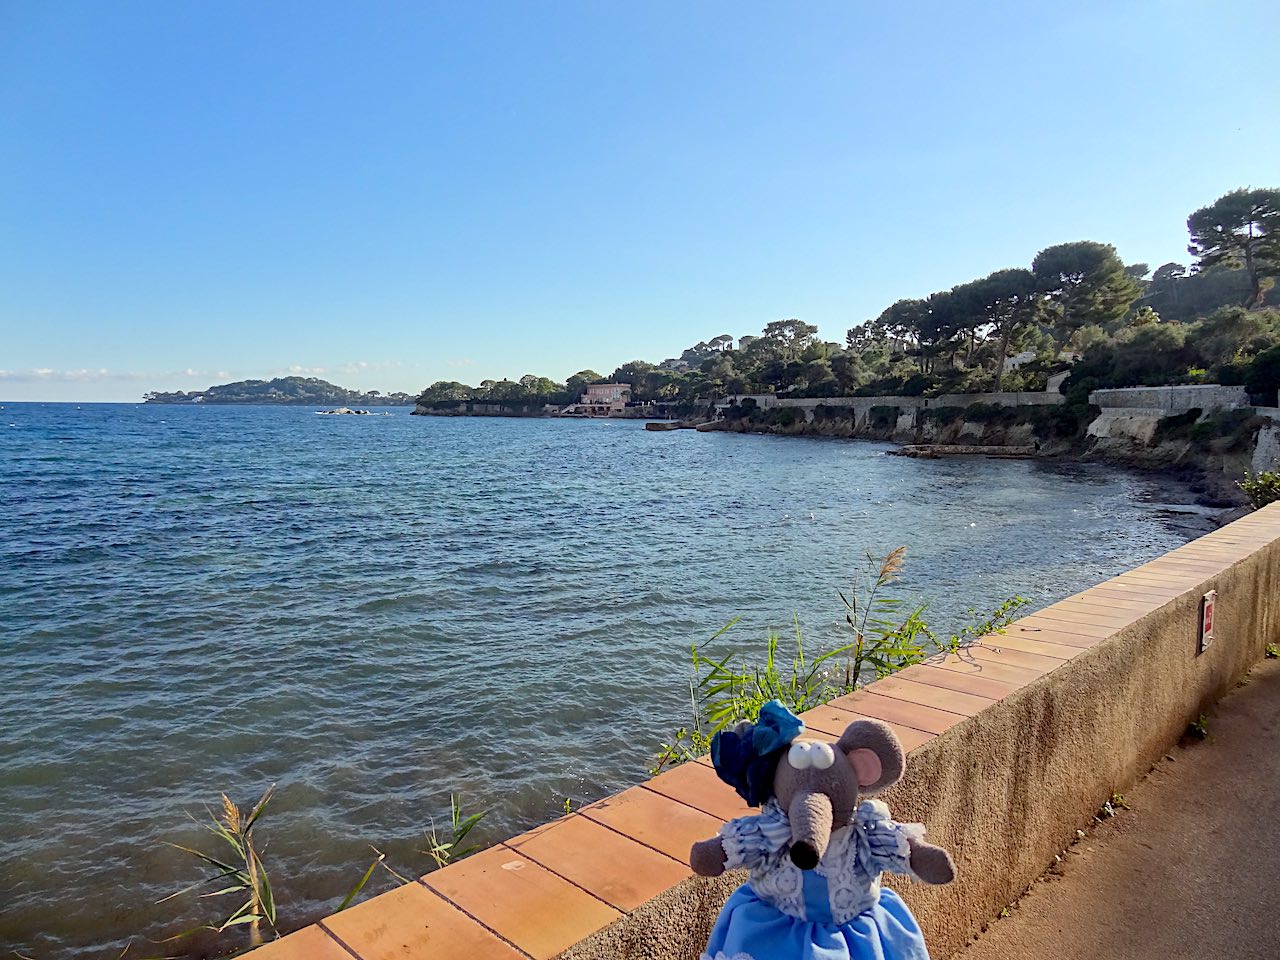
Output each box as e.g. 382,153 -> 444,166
3,1 -> 1277,402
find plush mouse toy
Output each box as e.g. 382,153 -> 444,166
689,700 -> 955,960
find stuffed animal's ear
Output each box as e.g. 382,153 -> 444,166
846,748 -> 883,787
837,719 -> 905,794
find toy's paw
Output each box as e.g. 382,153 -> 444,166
909,842 -> 956,885
690,838 -> 728,877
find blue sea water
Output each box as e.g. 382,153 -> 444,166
0,402 -> 1209,956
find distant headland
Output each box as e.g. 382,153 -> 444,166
142,376 -> 414,406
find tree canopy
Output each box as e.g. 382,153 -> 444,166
1187,187 -> 1280,308
1032,241 -> 1142,338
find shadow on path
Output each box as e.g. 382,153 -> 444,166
955,657 -> 1280,960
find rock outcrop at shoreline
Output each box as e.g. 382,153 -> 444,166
889,443 -> 1038,458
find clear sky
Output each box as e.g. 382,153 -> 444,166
3,1 -> 1277,402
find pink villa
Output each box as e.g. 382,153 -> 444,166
562,382 -> 632,417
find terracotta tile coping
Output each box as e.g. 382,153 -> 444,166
252,504 -> 1280,960
422,844 -> 623,958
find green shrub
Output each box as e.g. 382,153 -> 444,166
869,405 -> 899,429
853,372 -> 938,397
1245,345 -> 1280,406
962,402 -> 1018,424
813,404 -> 856,422
921,406 -> 965,424
1239,470 -> 1280,508
723,397 -> 757,420
1193,409 -> 1266,452
1153,408 -> 1202,443
933,367 -> 995,396
898,373 -> 934,396
1188,421 -> 1215,445
1022,404 -> 1088,441
1216,359 -> 1252,386
997,369 -> 1049,392
746,405 -> 804,428
1063,375 -> 1100,411
1152,407 -> 1264,451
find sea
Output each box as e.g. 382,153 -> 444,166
0,402 -> 1213,957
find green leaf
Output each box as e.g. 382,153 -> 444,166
158,921 -> 222,944
199,885 -> 248,899
337,854 -> 384,912
164,842 -> 240,875
255,853 -> 276,924
244,784 -> 277,833
218,913 -> 264,930
156,868 -> 244,904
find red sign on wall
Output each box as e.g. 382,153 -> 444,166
1199,590 -> 1216,654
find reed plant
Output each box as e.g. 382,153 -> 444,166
421,794 -> 486,870
160,787 -> 409,954
652,548 -> 1027,773
160,786 -> 277,949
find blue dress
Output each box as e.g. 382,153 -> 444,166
702,799 -> 932,960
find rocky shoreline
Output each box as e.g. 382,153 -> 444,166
422,391 -> 1275,522
660,407 -> 1272,522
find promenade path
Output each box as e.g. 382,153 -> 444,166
955,657 -> 1280,960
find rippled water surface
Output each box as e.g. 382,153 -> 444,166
0,403 -> 1208,956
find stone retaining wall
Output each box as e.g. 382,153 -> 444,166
717,391 -> 1063,419
1088,384 -> 1250,415
252,505 -> 1280,960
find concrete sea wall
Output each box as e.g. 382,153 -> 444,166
718,391 -> 1063,424
1086,385 -> 1251,445
1088,384 -> 1251,414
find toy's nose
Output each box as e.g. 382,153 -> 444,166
787,790 -> 833,871
790,841 -> 820,870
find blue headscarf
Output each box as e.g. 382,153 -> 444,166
709,700 -> 805,807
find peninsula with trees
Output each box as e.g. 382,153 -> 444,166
144,377 -> 414,406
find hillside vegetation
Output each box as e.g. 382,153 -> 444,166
415,186 -> 1280,413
